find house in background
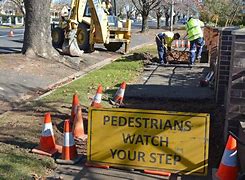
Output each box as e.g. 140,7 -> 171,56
0,0 -> 24,25
50,3 -> 70,24
0,0 -> 70,26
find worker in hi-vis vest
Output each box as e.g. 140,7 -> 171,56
185,17 -> 205,65
155,32 -> 180,65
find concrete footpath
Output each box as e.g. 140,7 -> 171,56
125,63 -> 214,101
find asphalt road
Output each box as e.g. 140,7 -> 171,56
0,28 -> 24,54
0,20 -> 159,54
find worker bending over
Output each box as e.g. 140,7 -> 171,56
155,32 -> 180,65
185,17 -> 205,65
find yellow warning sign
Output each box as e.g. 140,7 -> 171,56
87,108 -> 210,175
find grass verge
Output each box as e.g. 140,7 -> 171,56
0,143 -> 56,180
42,56 -> 144,107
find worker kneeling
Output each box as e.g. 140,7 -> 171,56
155,32 -> 180,65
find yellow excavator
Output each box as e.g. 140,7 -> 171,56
51,0 -> 131,56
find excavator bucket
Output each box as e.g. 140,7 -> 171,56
61,0 -> 87,57
62,29 -> 84,57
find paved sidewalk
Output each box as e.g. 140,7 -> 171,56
125,63 -> 214,101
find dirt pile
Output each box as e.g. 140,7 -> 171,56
128,51 -> 190,65
167,50 -> 189,64
127,52 -> 159,65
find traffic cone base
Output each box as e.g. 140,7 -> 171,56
56,155 -> 83,165
91,102 -> 102,108
85,162 -> 110,169
32,113 -> 61,157
62,144 -> 77,160
144,170 -> 171,177
32,144 -> 62,157
200,79 -> 209,87
216,163 -> 238,180
216,135 -> 238,180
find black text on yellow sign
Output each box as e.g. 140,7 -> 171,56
88,108 -> 210,175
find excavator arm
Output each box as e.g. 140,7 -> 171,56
62,0 -> 109,55
62,0 -> 87,56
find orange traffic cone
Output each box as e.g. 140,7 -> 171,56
56,119 -> 82,164
216,135 -> 238,180
73,106 -> 87,140
32,113 -> 62,156
91,84 -> 102,108
109,81 -> 126,106
8,30 -> 14,37
71,93 -> 79,123
175,40 -> 179,48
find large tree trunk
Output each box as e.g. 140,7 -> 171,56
141,14 -> 148,32
22,0 -> 59,59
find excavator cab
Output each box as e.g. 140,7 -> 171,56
51,0 -> 131,56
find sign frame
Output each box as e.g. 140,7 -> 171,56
88,108 -> 210,175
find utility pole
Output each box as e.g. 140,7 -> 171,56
170,0 -> 174,32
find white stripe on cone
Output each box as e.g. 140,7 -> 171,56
94,94 -> 102,103
64,132 -> 75,147
41,123 -> 54,137
116,89 -> 125,98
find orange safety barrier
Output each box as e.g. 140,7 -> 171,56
174,40 -> 179,48
181,40 -> 185,48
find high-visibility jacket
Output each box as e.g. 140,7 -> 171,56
162,31 -> 174,47
186,18 -> 204,41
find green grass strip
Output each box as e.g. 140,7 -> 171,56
0,144 -> 56,180
42,57 -> 144,107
